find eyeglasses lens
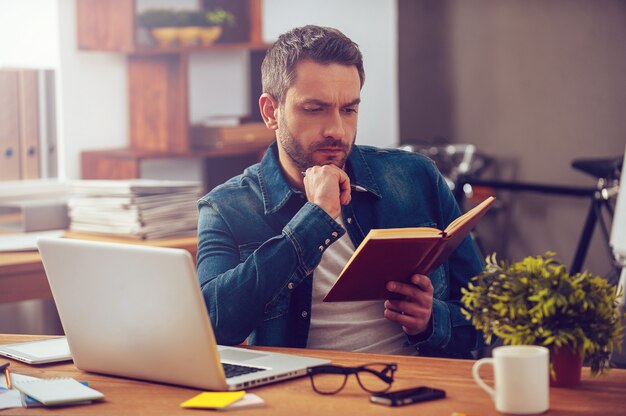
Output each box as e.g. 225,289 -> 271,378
311,372 -> 348,394
356,364 -> 393,392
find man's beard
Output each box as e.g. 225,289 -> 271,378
277,113 -> 355,172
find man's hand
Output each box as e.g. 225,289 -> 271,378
383,274 -> 434,336
303,165 -> 351,218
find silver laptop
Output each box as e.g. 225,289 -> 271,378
37,237 -> 330,391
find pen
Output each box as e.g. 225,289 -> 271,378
1,362 -> 10,389
300,171 -> 368,192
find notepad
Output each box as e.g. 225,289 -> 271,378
180,391 -> 245,409
20,381 -> 93,408
218,393 -> 265,411
12,377 -> 104,406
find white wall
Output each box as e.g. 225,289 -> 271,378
263,0 -> 399,148
56,0 -> 128,180
0,0 -> 60,68
189,52 -> 250,123
0,1 -> 128,181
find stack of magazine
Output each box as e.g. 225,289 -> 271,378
67,180 -> 203,240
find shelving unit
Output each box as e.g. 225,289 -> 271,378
75,0 -> 271,181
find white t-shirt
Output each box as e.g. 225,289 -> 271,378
307,217 -> 417,355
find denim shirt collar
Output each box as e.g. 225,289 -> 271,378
257,142 -> 382,215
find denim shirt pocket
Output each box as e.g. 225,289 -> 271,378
238,242 -> 291,321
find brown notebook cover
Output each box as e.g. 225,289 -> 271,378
323,196 -> 496,302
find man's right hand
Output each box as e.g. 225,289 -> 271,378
303,165 -> 351,219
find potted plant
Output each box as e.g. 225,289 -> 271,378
177,10 -> 208,46
198,8 -> 235,45
461,252 -> 624,387
137,9 -> 183,47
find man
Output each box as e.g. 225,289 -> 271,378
197,25 -> 484,358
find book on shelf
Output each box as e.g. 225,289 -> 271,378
323,196 -> 496,302
190,122 -> 275,149
197,115 -> 242,127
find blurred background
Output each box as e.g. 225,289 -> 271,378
0,0 -> 624,334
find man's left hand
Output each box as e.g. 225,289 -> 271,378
383,274 -> 433,336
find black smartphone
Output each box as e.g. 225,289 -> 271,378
370,386 -> 446,407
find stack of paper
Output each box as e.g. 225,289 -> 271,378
67,180 -> 203,240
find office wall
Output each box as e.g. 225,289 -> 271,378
0,0 -> 127,182
399,0 -> 626,276
0,1 -> 59,68
56,0 -> 128,180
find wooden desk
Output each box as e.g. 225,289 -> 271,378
0,234 -> 197,304
1,334 -> 625,415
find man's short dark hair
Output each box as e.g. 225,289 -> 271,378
261,25 -> 365,104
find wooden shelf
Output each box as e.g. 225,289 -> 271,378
130,42 -> 272,56
81,141 -> 271,181
76,0 -> 269,181
77,0 -> 263,53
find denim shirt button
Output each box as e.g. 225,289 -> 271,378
324,238 -> 331,245
301,310 -> 308,318
287,282 -> 295,290
318,245 -> 324,252
331,231 -> 338,238
346,217 -> 353,224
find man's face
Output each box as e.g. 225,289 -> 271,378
276,60 -> 361,172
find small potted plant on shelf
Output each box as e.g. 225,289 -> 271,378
137,9 -> 183,47
199,8 -> 236,46
461,252 -> 624,387
177,10 -> 209,46
137,8 -> 235,48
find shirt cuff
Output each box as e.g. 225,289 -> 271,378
283,202 -> 346,273
406,298 -> 451,349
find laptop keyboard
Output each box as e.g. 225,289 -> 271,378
222,362 -> 265,379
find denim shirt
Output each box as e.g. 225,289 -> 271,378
197,142 -> 485,358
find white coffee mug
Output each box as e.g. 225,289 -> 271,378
472,345 -> 550,414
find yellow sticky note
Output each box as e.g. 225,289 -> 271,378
180,391 -> 245,409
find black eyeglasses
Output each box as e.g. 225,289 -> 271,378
307,363 -> 397,395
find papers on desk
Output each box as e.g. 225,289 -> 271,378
13,377 -> 103,406
0,388 -> 22,410
0,372 -> 103,409
67,180 -> 203,240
